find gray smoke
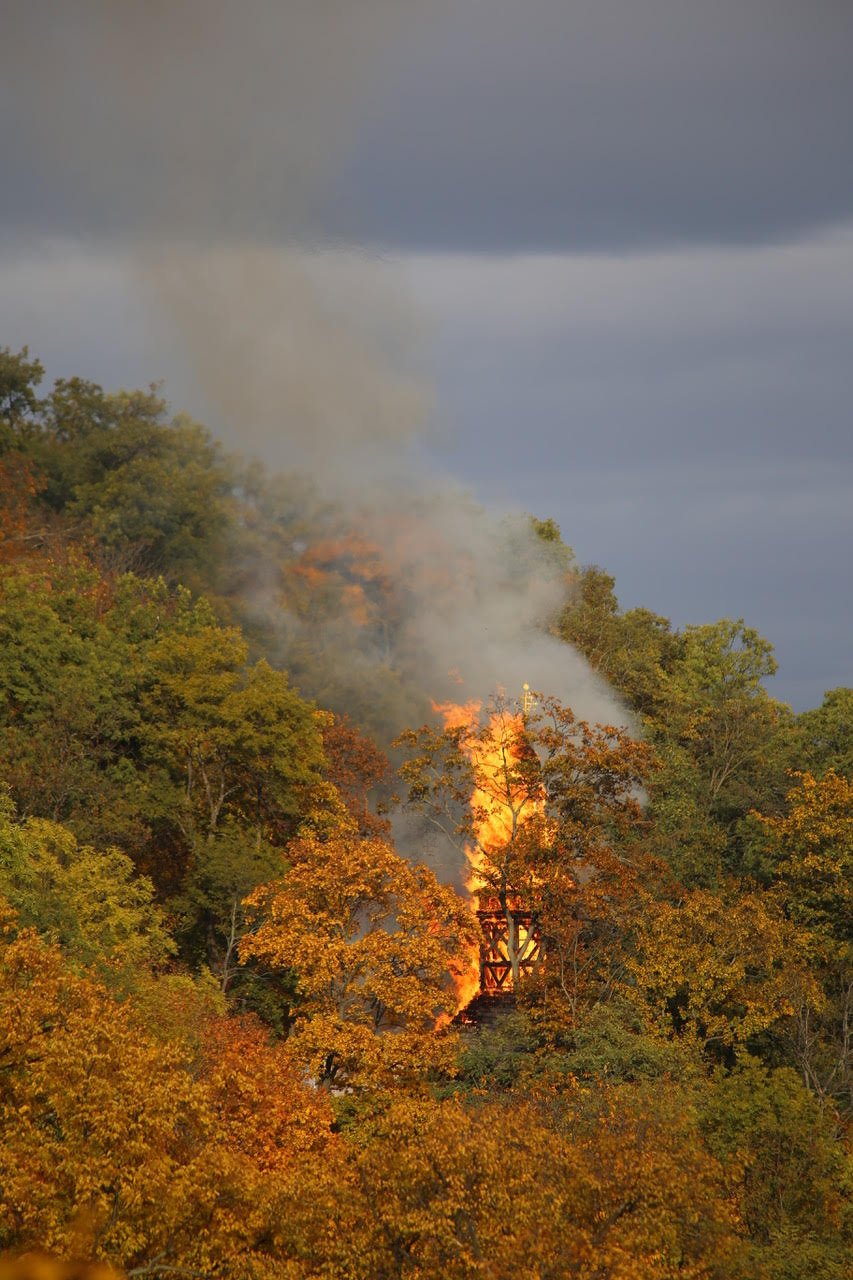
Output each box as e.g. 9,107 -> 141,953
3,1 -> 627,739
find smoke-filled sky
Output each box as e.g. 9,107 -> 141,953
2,1 -> 852,711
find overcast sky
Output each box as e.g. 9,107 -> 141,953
2,1 -> 852,710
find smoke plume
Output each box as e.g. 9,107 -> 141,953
3,2 -> 626,743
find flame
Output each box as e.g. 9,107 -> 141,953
433,697 -> 543,1012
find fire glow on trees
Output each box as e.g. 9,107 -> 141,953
432,697 -> 545,1010
398,692 -> 653,1023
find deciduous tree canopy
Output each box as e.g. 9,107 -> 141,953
0,351 -> 849,1279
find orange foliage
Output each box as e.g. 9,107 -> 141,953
282,533 -> 395,629
0,454 -> 43,562
321,713 -> 391,836
0,1256 -> 121,1280
241,824 -> 476,1088
0,908 -> 339,1275
339,1089 -> 746,1279
199,1014 -> 336,1175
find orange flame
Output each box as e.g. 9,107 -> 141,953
433,697 -> 542,1012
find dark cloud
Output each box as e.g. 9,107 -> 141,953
333,0 -> 853,251
407,238 -> 853,709
3,2 -> 852,252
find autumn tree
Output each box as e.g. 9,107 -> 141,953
0,453 -> 44,564
0,794 -> 171,988
1,349 -> 849,1278
753,771 -> 853,1111
757,770 -> 853,944
198,1013 -> 338,1177
241,821 -> 476,1088
332,1087 -> 747,1280
629,886 -> 821,1060
0,908 -> 340,1277
321,712 -> 392,836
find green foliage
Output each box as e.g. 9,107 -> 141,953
0,558 -> 211,852
658,620 -> 793,842
560,571 -> 798,883
701,1059 -> 853,1278
458,1000 -> 693,1093
552,998 -> 696,1083
0,553 -> 330,1001
643,740 -> 729,885
457,1010 -> 539,1090
529,513 -> 576,574
140,630 -> 329,976
558,565 -> 682,720
0,346 -> 44,450
9,372 -> 231,587
796,688 -> 853,778
0,792 -> 172,986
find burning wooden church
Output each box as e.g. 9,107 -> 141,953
433,687 -> 547,1023
477,901 -> 541,993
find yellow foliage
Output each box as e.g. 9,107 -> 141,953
241,824 -> 477,1088
754,770 -> 853,942
630,887 -> 822,1049
0,1255 -> 121,1280
0,911 -> 339,1277
326,1088 -> 746,1279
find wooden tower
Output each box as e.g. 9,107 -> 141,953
477,904 -> 541,993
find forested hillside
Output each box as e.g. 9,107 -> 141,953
0,347 -> 850,1280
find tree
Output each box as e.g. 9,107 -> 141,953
0,1254 -> 122,1279
0,795 -> 172,987
0,910 -> 339,1277
333,1087 -> 747,1280
795,689 -> 853,779
0,550 -> 348,1009
701,1058 -> 853,1279
321,712 -> 391,837
0,452 -> 44,563
559,580 -> 798,884
636,619 -> 795,883
0,914 -> 212,1268
198,1013 -> 338,1176
241,821 -> 476,1088
0,347 -> 44,450
557,565 -> 682,721
629,886 -> 821,1056
141,629 -> 330,979
142,632 -> 328,848
12,377 -> 232,589
753,771 -> 853,1110
0,558 -> 155,851
756,771 -> 853,945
